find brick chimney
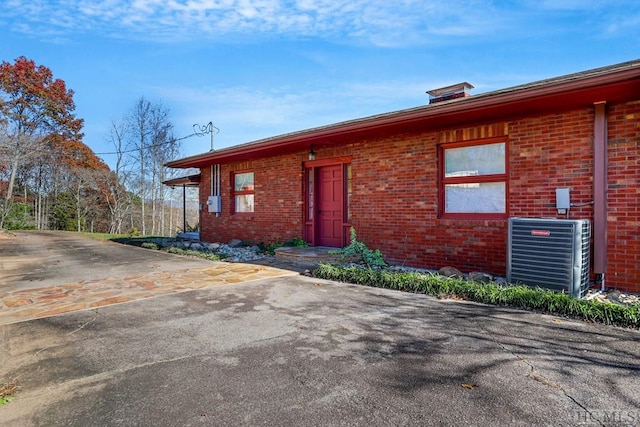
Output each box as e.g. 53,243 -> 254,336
427,82 -> 474,104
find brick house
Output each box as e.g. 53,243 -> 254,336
167,60 -> 640,294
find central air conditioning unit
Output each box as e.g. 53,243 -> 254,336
507,218 -> 591,298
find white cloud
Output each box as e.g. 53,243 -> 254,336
152,77 -> 441,155
533,0 -> 607,10
0,0 -> 517,47
605,13 -> 640,35
527,0 -> 640,37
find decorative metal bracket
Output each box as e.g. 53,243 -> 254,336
193,121 -> 219,151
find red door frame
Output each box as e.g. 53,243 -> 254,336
303,157 -> 352,247
317,164 -> 343,247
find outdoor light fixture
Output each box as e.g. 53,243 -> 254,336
308,147 -> 316,160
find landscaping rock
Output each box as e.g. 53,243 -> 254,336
208,243 -> 221,250
588,289 -> 639,307
607,289 -> 621,302
469,271 -> 493,283
387,265 -> 439,275
216,243 -> 267,262
439,266 -> 463,278
495,277 -> 508,286
190,243 -> 203,250
228,239 -> 243,248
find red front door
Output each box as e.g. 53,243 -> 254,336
317,165 -> 343,247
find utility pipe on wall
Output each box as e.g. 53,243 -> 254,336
593,101 -> 607,289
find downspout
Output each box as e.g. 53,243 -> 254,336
593,101 -> 607,291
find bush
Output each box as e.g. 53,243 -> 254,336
165,246 -> 223,261
3,202 -> 35,230
329,227 -> 386,269
141,242 -> 159,250
259,237 -> 308,255
312,263 -> 640,329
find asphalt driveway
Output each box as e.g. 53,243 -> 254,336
0,232 -> 639,426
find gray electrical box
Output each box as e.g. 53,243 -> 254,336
556,188 -> 570,212
207,195 -> 220,213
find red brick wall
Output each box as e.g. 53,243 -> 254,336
200,154 -> 305,245
606,101 -> 640,292
198,100 -> 640,293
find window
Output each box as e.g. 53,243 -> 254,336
345,164 -> 352,222
439,140 -> 507,218
306,168 -> 314,221
233,171 -> 254,213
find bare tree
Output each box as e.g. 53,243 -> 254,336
119,97 -> 179,236
104,118 -> 135,234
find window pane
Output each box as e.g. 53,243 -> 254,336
234,172 -> 254,191
445,182 -> 505,213
346,164 -> 352,221
445,143 -> 505,177
235,194 -> 254,213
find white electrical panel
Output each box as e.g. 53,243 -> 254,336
556,188 -> 570,210
207,196 -> 220,213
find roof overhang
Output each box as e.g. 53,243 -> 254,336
167,59 -> 640,169
162,174 -> 201,187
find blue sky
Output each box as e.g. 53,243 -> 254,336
1,1 -> 639,168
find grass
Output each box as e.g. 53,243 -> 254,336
0,379 -> 18,407
165,246 -> 224,261
312,263 -> 640,329
74,232 -> 127,241
258,237 -> 308,255
109,236 -> 167,246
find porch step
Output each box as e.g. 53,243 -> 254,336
274,246 -> 343,266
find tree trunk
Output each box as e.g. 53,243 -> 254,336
76,184 -> 82,232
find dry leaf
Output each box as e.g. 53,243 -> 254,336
461,383 -> 477,390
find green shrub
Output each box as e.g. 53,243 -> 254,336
259,237 -> 308,255
141,242 -> 159,250
329,227 -> 386,269
312,263 -> 640,329
165,246 -> 223,261
3,202 -> 36,230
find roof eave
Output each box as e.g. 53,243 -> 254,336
162,174 -> 201,187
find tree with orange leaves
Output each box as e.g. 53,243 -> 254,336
48,135 -> 112,231
0,56 -> 84,228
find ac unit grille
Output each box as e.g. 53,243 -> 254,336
507,218 -> 591,298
